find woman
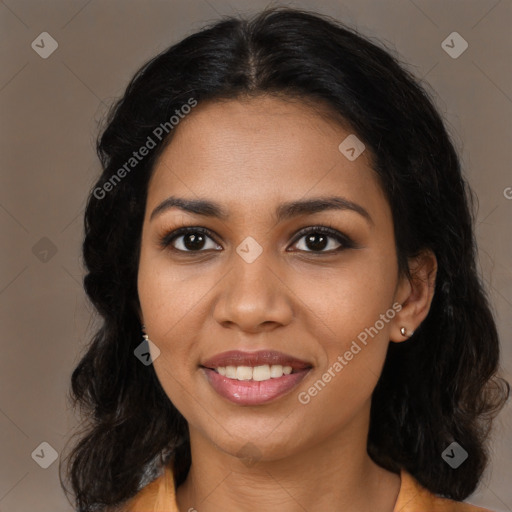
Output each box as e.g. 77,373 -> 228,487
62,7 -> 509,512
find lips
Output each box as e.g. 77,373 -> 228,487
202,367 -> 311,406
200,350 -> 313,405
200,350 -> 312,371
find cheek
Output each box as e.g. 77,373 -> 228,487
296,296 -> 395,427
137,250 -> 214,415
291,248 -> 397,404
291,248 -> 398,347
137,241 -> 213,333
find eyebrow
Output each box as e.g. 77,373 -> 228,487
150,195 -> 373,225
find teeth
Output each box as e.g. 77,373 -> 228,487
214,364 -> 294,381
236,366 -> 253,380
225,366 -> 237,378
253,365 -> 270,381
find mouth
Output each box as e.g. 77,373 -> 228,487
204,364 -> 304,380
201,349 -> 312,372
200,350 -> 313,405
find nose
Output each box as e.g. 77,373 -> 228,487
212,248 -> 294,333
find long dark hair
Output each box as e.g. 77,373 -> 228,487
61,7 -> 509,511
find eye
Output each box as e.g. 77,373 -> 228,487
159,225 -> 355,255
159,227 -> 221,253
289,225 -> 355,253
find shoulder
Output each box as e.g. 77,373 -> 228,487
395,469 -> 494,512
123,464 -> 494,512
123,465 -> 178,512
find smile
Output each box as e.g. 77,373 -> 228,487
200,350 -> 313,406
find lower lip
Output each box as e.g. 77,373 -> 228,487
201,367 -> 311,406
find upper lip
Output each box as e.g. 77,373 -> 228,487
201,350 -> 313,370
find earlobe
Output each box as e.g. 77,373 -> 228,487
390,249 -> 437,343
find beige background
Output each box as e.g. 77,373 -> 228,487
0,0 -> 511,510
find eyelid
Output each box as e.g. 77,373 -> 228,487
288,224 -> 356,251
158,224 -> 356,253
158,226 -> 219,250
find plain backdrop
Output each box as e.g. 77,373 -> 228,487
0,0 -> 511,510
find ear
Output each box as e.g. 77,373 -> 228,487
390,249 -> 437,343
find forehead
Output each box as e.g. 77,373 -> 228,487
146,95 -> 388,222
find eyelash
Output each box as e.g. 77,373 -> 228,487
158,224 -> 356,255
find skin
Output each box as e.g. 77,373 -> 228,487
137,95 -> 437,512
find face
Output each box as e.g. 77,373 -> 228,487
137,95 -> 407,462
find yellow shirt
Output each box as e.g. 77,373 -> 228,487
124,465 -> 493,511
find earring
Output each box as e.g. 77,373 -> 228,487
400,327 -> 414,337
141,324 -> 148,340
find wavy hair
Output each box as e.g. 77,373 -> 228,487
61,7 -> 509,511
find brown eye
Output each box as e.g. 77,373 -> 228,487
159,225 -> 355,255
289,226 -> 355,253
160,227 -> 222,253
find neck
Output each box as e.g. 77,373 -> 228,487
175,405 -> 401,512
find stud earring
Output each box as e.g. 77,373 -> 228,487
400,327 -> 414,337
